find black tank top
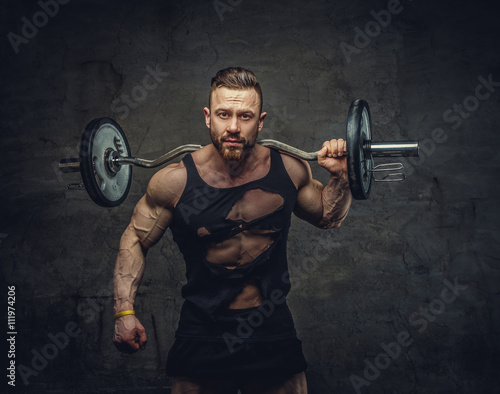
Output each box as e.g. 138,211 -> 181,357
170,148 -> 299,342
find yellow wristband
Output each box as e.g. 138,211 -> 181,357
113,310 -> 135,319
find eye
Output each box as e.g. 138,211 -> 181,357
240,113 -> 252,120
218,112 -> 229,118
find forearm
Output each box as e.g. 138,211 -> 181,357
113,226 -> 147,313
318,172 -> 352,229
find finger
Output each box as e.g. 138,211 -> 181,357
320,141 -> 332,158
332,139 -> 347,157
124,337 -> 140,353
138,329 -> 148,350
327,140 -> 337,158
118,331 -> 141,353
336,138 -> 346,156
317,145 -> 328,160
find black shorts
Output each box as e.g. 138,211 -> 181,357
165,337 -> 307,380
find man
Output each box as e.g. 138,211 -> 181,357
112,67 -> 352,393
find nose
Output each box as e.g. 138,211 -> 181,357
226,115 -> 239,134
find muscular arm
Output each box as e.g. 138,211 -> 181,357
293,167 -> 351,229
112,163 -> 185,353
285,139 -> 352,229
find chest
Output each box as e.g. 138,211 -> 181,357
174,181 -> 296,242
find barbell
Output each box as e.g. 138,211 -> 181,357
59,99 -> 419,207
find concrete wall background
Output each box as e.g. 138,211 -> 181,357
1,0 -> 499,393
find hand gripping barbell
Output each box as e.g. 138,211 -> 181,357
59,99 -> 419,207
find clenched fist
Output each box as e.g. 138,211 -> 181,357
317,138 -> 347,176
113,314 -> 147,354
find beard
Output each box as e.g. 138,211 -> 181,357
210,129 -> 258,162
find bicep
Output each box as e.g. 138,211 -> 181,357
281,154 -> 324,224
293,178 -> 324,224
121,164 -> 185,250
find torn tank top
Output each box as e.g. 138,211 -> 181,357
170,148 -> 299,342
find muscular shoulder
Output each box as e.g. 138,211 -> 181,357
280,152 -> 312,189
146,161 -> 187,208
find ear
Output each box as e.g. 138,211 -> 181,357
203,107 -> 211,129
258,112 -> 267,132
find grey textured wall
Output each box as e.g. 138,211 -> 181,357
1,0 -> 499,393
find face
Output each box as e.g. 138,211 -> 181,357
204,87 -> 266,162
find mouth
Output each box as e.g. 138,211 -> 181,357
223,139 -> 244,147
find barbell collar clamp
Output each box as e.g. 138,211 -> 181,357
374,173 -> 407,182
66,183 -> 85,190
370,163 -> 406,182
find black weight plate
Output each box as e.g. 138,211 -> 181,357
79,118 -> 132,207
346,99 -> 373,200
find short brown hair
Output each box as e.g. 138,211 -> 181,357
209,67 -> 263,113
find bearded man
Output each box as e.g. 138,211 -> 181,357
112,67 -> 351,393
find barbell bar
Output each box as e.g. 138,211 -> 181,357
59,99 -> 419,207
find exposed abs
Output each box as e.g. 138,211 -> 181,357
201,188 -> 285,309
